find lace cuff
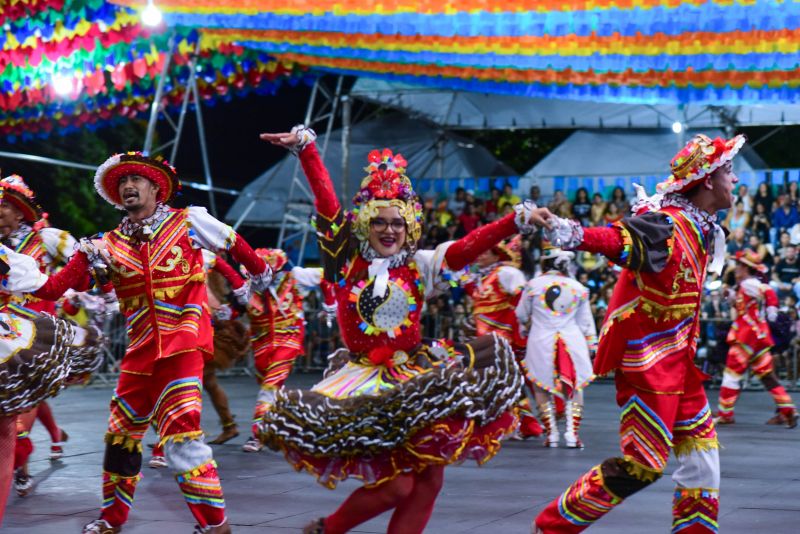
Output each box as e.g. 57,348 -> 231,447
231,281 -> 251,307
249,266 -> 273,294
289,124 -> 317,155
543,216 -> 585,250
513,200 -> 539,235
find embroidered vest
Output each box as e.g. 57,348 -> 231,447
104,208 -> 213,374
595,205 -> 709,392
467,266 -> 524,347
728,283 -> 774,353
249,272 -> 305,349
334,255 -> 425,355
1,231 -> 54,314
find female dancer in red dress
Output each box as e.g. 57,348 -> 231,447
259,126 -> 551,534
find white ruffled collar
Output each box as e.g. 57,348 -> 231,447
3,223 -> 33,248
118,203 -> 171,238
661,193 -> 717,235
359,240 -> 409,269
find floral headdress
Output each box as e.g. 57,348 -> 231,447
657,133 -> 745,195
493,235 -> 522,267
350,148 -> 423,247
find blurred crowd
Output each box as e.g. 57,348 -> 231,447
406,180 -> 800,384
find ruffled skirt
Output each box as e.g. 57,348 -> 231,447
259,333 -> 522,489
0,312 -> 105,416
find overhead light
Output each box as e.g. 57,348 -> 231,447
52,74 -> 72,96
671,121 -> 683,134
142,1 -> 163,27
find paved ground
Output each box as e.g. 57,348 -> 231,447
3,374 -> 800,533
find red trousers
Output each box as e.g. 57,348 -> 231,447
250,343 -> 302,436
100,352 -> 225,528
536,366 -> 720,533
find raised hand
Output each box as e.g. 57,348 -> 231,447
260,125 -> 317,154
259,131 -> 300,149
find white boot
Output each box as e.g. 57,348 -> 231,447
564,401 -> 584,449
539,401 -> 559,448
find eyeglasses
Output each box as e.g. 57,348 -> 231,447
370,218 -> 406,232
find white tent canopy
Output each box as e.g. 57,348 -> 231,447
226,113 -> 514,227
351,78 -> 800,130
519,129 -> 767,202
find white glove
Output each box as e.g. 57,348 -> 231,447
513,200 -> 539,235
289,124 -> 317,155
214,304 -> 233,322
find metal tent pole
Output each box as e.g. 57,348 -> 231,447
143,33 -> 175,156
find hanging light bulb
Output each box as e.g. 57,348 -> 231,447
671,121 -> 683,134
52,74 -> 72,96
142,1 -> 163,27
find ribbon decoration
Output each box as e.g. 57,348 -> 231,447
108,0 -> 800,105
0,1 -> 308,142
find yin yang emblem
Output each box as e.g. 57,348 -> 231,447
543,281 -> 577,315
357,279 -> 410,331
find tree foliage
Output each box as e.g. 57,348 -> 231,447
0,121 -> 149,236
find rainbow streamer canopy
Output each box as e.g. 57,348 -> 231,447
111,0 -> 800,105
0,0 -> 307,141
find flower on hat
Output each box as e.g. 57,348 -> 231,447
657,134 -> 745,195
255,248 -> 287,271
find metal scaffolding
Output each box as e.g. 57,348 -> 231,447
142,37 -> 218,216
232,75 -> 345,265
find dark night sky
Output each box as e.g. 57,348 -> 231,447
162,81 -> 314,219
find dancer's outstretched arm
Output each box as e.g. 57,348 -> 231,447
260,128 -> 339,220
444,205 -> 553,271
545,213 -> 674,273
0,243 -> 91,300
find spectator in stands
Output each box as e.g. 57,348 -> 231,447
529,184 -> 541,205
497,183 -> 521,213
754,181 -> 774,215
723,199 -> 750,232
788,180 -> 800,206
735,184 -> 753,214
748,234 -> 773,268
609,185 -> 629,214
448,187 -> 467,217
702,289 -> 730,321
456,203 -> 482,236
465,189 -> 481,213
777,231 -> 793,259
603,201 -> 623,224
484,187 -> 500,221
589,193 -> 607,226
434,199 -> 454,227
771,194 -> 799,247
773,244 -> 800,299
750,201 -> 772,244
726,227 -> 748,256
548,190 -> 572,218
572,187 -> 592,226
